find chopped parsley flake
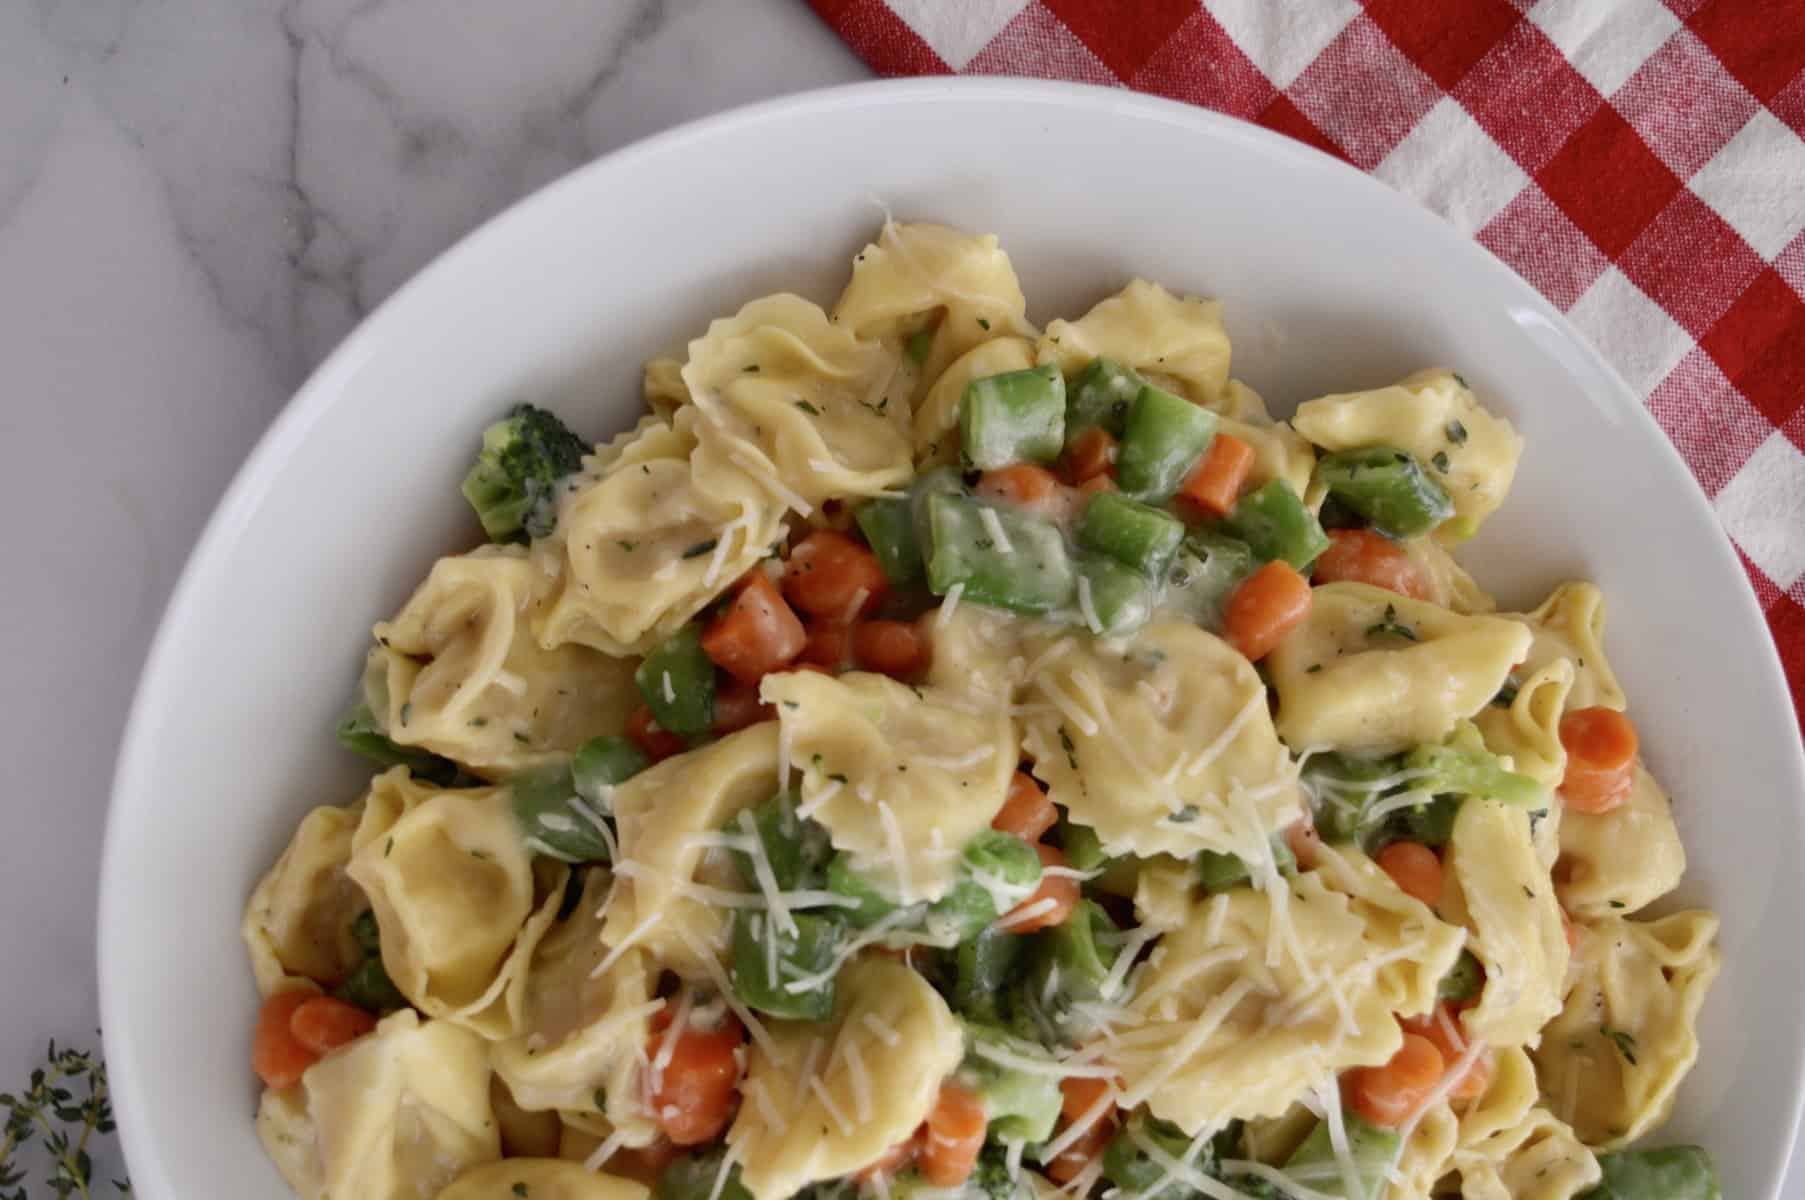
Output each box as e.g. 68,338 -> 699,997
744,364 -> 761,373
617,539 -> 638,552
1168,805 -> 1199,823
682,538 -> 718,559
1365,604 -> 1419,642
1446,418 -> 1469,444
1431,450 -> 1452,473
513,732 -> 531,745
977,317 -> 991,330
1603,1027 -> 1638,1066
514,1185 -> 530,1198
469,716 -> 489,728
1058,725 -> 1078,769
1306,663 -> 1323,674
1452,373 -> 1470,390
795,399 -> 821,415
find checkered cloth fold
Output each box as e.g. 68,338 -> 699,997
807,0 -> 1805,734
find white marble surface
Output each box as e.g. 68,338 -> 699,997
3,1 -> 1799,1193
0,0 -> 861,1181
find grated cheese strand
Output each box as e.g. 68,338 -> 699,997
737,808 -> 798,936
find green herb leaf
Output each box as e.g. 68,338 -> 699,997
977,317 -> 991,331
1365,604 -> 1420,642
1446,418 -> 1468,444
1431,450 -> 1451,473
1603,1027 -> 1638,1066
794,399 -> 822,416
682,538 -> 718,560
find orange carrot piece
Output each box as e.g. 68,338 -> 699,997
1311,528 -> 1429,600
992,771 -> 1057,841
1178,432 -> 1256,517
253,989 -> 320,1090
1559,707 -> 1638,814
999,844 -> 1079,933
852,619 -> 930,678
1374,840 -> 1444,907
1222,560 -> 1313,661
701,572 -> 807,685
918,1082 -> 987,1187
1347,1032 -> 1446,1127
783,530 -> 889,622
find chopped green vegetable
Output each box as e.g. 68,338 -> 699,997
1437,948 -> 1483,1004
656,1148 -> 756,1200
926,831 -> 1045,943
336,910 -> 407,1014
854,496 -> 925,585
1101,1112 -> 1240,1195
729,910 -> 845,1020
959,1022 -> 1062,1143
925,493 -> 1076,615
510,762 -> 614,863
1117,384 -> 1218,502
335,700 -> 470,787
905,327 -> 936,366
945,928 -> 1026,1026
634,625 -> 716,736
1065,356 -> 1145,438
1404,723 -> 1544,809
1076,492 -> 1185,576
1196,836 -> 1295,892
1056,814 -> 1109,873
460,403 -> 588,542
1315,445 -> 1454,539
1581,1146 -> 1720,1200
1076,552 -> 1154,636
571,735 -> 650,807
824,855 -> 908,928
961,365 -> 1067,469
1163,530 -> 1256,628
1220,479 -> 1331,570
1282,1113 -> 1400,1199
1011,900 -> 1121,1045
726,789 -> 833,894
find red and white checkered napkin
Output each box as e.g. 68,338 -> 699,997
807,0 -> 1805,734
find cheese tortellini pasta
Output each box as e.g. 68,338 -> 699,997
244,220 -> 1723,1200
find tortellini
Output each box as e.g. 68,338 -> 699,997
761,669 -> 1015,904
346,769 -> 557,1038
728,958 -> 963,1200
256,1010 -> 499,1200
242,802 -> 367,995
1108,868 -> 1462,1132
539,410 -> 786,655
833,221 -> 1036,393
1037,280 -> 1231,409
1474,658 -> 1574,792
1443,800 -> 1569,1049
1402,535 -> 1497,615
491,871 -> 661,1145
1018,620 -> 1302,860
1508,581 -> 1626,712
1219,414 -> 1316,499
1532,910 -> 1721,1148
437,1160 -> 650,1200
1452,1107 -> 1602,1200
1267,583 -> 1531,753
681,294 -> 914,504
1557,763 -> 1686,918
371,546 -> 639,775
1292,368 -> 1523,534
603,724 -> 784,975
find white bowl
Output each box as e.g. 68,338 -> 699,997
99,78 -> 1805,1198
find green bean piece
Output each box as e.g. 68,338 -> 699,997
947,928 -> 1025,1025
1283,1112 -> 1401,1200
905,326 -> 936,367
1197,836 -> 1295,893
1056,815 -> 1109,873
729,910 -> 844,1020
1076,492 -> 1186,576
1065,357 -> 1145,438
634,625 -> 716,736
925,494 -> 1076,615
1116,384 -> 1219,502
825,855 -> 909,928
1076,553 -> 1154,637
337,956 -> 408,1014
656,1148 -> 756,1200
571,735 -> 650,807
854,497 -> 925,585
909,464 -> 968,550
1012,900 -> 1121,1045
1404,739 -> 1544,809
335,700 -> 470,787
510,763 -> 613,863
1163,530 -> 1256,628
1581,1146 -> 1720,1200
1101,1112 -> 1235,1193
350,909 -> 382,957
961,364 -> 1067,469
1437,949 -> 1484,1004
959,1022 -> 1063,1143
1315,446 -> 1455,539
926,832 -> 1044,943
726,789 -> 833,894
1220,478 -> 1331,570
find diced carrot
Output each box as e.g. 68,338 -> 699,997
289,995 -> 377,1057
1311,529 -> 1429,600
253,989 -> 320,1090
1222,560 -> 1313,661
918,1081 -> 987,1187
1074,475 -> 1117,498
1347,1032 -> 1446,1128
701,573 -> 807,685
647,1014 -> 746,1145
1374,841 -> 1444,907
992,771 -> 1057,841
999,844 -> 1079,933
713,681 -> 774,735
1402,1005 -> 1495,1102
1047,1077 -> 1118,1188
1559,707 -> 1638,814
783,530 -> 889,622
800,624 -> 852,671
1284,818 -> 1322,871
1178,432 -> 1256,517
976,463 -> 1062,514
1061,427 -> 1118,485
852,619 -> 930,678
627,705 -> 686,762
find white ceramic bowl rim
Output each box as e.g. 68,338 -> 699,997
98,76 -> 1805,1199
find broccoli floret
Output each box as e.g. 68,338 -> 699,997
966,1143 -> 1022,1200
461,403 -> 588,542
335,700 -> 471,787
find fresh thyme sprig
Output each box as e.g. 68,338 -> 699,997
0,1041 -> 130,1199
